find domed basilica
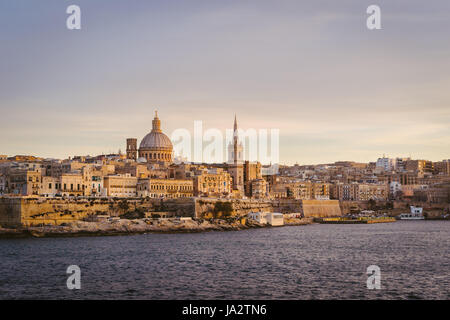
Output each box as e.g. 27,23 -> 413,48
126,111 -> 173,165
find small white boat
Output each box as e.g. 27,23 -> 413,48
398,206 -> 425,220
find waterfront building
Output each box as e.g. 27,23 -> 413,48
270,185 -> 288,199
40,176 -> 59,197
92,175 -> 105,197
60,173 -> 84,197
103,174 -> 138,197
243,160 -> 262,197
357,184 -> 388,201
193,168 -> 232,197
389,181 -> 402,198
331,183 -> 358,201
137,178 -> 193,198
312,182 -> 330,200
331,183 -> 387,201
7,169 -> 41,196
248,212 -> 268,224
250,178 -> 268,199
248,212 -> 284,226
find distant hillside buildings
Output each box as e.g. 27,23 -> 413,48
0,115 -> 449,205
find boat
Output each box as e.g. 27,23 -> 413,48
315,217 -> 396,224
398,206 -> 425,220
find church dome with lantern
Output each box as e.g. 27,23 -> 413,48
138,111 -> 173,164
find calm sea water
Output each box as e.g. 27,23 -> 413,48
0,221 -> 449,300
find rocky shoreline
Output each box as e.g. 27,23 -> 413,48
0,217 -> 314,239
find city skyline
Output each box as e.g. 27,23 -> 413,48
1,0 -> 450,164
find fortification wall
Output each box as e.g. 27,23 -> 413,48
0,196 -> 343,227
194,198 -> 273,219
301,200 -> 342,217
0,197 -> 196,227
0,197 -> 22,227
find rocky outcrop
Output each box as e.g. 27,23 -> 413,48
0,217 -> 314,238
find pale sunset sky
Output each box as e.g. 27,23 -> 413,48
1,0 -> 449,165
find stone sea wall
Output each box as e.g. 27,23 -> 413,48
0,196 -> 342,227
301,200 -> 342,217
0,197 -> 195,227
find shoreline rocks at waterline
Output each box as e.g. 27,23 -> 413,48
0,217 -> 314,239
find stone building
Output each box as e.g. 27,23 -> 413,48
7,169 -> 41,196
243,160 -> 262,197
288,182 -> 312,200
40,176 -> 59,197
103,174 -> 138,197
331,183 -> 388,201
250,178 -> 268,199
312,183 -> 330,200
60,173 -> 84,197
193,168 -> 232,197
137,178 -> 193,198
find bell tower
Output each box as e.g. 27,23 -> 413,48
227,115 -> 244,193
126,138 -> 137,160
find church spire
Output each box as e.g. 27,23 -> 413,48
234,114 -> 238,132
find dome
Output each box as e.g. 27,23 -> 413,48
139,111 -> 173,151
139,131 -> 173,150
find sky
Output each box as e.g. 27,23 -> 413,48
0,0 -> 449,165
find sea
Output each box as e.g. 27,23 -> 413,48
0,221 -> 448,299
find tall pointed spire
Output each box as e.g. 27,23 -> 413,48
233,114 -> 238,132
